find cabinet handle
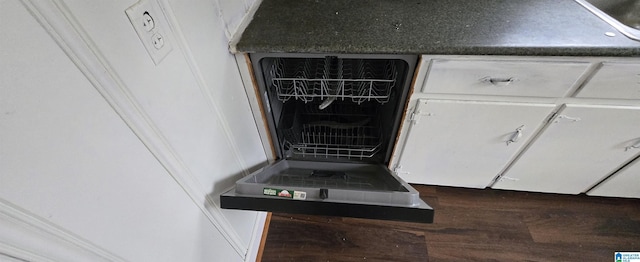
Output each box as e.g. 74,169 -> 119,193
625,139 -> 640,151
506,125 -> 525,146
482,77 -> 516,86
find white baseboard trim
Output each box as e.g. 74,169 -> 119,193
21,0 -> 250,258
244,212 -> 267,262
0,199 -> 125,262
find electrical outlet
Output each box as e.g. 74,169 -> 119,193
125,0 -> 172,65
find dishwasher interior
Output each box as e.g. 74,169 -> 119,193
261,55 -> 409,164
220,54 -> 433,223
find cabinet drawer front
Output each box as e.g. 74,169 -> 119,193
576,62 -> 640,100
422,59 -> 589,97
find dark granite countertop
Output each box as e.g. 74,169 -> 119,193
234,0 -> 640,56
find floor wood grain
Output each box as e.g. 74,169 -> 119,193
260,185 -> 640,262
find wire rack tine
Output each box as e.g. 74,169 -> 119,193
270,58 -> 397,104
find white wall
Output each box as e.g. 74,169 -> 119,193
0,0 -> 266,261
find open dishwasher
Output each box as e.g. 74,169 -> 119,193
221,54 -> 433,223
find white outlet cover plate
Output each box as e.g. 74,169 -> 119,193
125,0 -> 173,65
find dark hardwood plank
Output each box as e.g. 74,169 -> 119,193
261,214 -> 429,262
261,185 -> 640,262
425,241 -> 611,261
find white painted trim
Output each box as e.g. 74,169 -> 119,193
234,53 -> 275,161
156,0 -> 251,178
210,0 -> 232,40
229,0 -> 263,53
21,0 -> 249,257
0,243 -> 53,262
244,212 -> 267,262
0,198 -> 125,262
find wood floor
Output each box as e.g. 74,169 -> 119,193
259,185 -> 640,262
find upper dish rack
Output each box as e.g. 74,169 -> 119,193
267,57 -> 398,104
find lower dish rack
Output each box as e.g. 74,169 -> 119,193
280,102 -> 383,160
289,124 -> 382,159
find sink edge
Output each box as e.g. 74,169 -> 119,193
574,0 -> 640,41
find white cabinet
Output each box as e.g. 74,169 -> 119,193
422,59 -> 589,97
392,56 -> 640,197
576,62 -> 640,100
493,104 -> 640,194
394,99 -> 555,188
588,157 -> 640,198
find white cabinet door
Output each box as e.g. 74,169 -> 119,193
587,157 -> 640,198
575,62 -> 640,100
493,104 -> 640,194
394,99 -> 555,188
